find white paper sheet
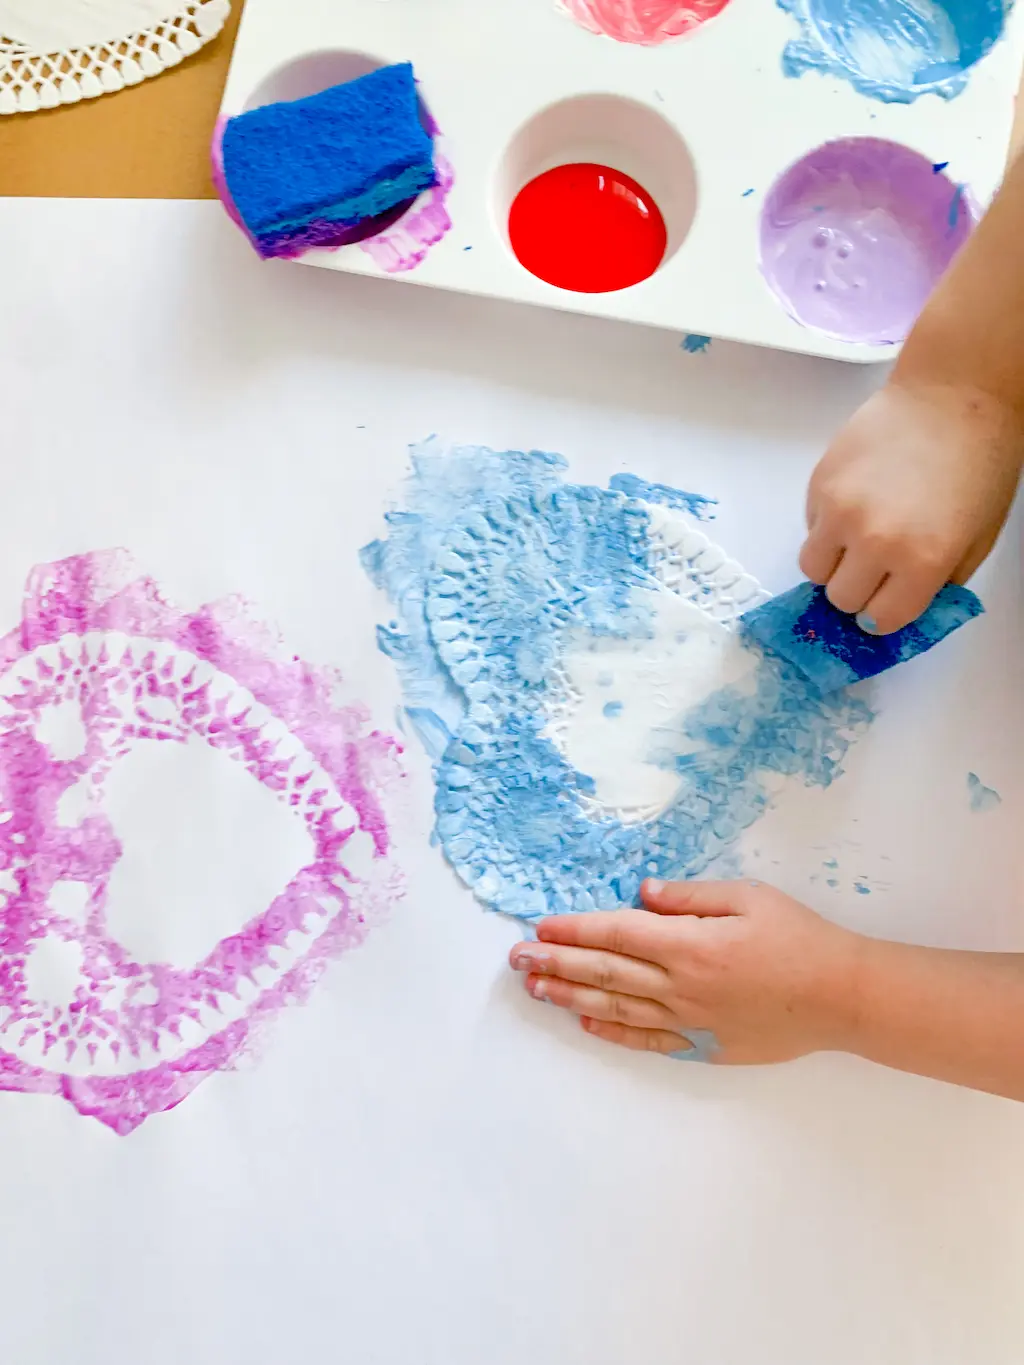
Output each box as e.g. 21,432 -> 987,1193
0,199 -> 1021,1365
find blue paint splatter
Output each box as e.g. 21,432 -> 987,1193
364,440 -> 873,923
608,473 -> 716,521
778,0 -> 1008,103
854,881 -> 871,895
603,700 -> 624,719
741,581 -> 983,693
948,183 -> 966,230
681,333 -> 712,354
826,877 -> 839,888
670,1029 -> 720,1063
967,771 -> 1001,812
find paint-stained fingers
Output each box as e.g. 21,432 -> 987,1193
580,1017 -> 716,1061
822,552 -> 888,615
526,973 -> 678,1032
798,525 -> 844,585
509,942 -> 668,1000
857,571 -> 943,635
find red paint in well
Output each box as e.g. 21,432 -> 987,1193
508,162 -> 668,294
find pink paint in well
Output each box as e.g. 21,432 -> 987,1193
557,0 -> 732,44
0,552 -> 404,1135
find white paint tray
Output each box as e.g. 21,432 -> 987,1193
219,0 -> 1024,362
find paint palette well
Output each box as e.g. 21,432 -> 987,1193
218,1 -> 1024,361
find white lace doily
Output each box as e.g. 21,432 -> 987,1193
0,0 -> 230,115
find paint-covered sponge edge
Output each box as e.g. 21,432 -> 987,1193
739,582 -> 983,693
216,62 -> 435,253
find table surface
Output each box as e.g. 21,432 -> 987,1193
0,2 -> 244,198
0,4 -> 1020,199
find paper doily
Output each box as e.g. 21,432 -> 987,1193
0,0 -> 230,115
364,441 -> 873,923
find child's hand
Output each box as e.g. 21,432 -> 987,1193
509,879 -> 860,1064
800,380 -> 1023,635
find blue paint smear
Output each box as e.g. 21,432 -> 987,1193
670,1029 -> 720,1063
364,440 -> 873,923
948,183 -> 966,231
778,0 -> 1008,103
933,160 -> 950,172
608,473 -> 716,521
854,881 -> 871,895
603,700 -> 624,719
741,582 -> 983,694
681,333 -> 712,354
967,771 -> 1001,812
742,188 -> 755,197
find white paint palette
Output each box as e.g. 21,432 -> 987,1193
220,0 -> 1024,362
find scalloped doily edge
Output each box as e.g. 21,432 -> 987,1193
0,0 -> 230,115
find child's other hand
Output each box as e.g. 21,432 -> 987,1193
800,380 -> 1023,635
509,879 -> 860,1064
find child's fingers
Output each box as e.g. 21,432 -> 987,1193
857,569 -> 945,635
640,878 -> 744,917
799,524 -> 844,585
580,1017 -> 716,1061
536,909 -> 670,958
822,549 -> 887,615
527,973 -> 678,1032
509,941 -> 668,999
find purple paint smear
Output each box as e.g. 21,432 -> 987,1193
759,138 -> 974,345
0,552 -> 404,1135
211,115 -> 454,274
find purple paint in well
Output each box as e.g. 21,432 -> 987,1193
759,138 -> 975,345
0,552 -> 404,1134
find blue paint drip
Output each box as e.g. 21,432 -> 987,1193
967,771 -> 1001,812
778,0 -> 1008,103
603,700 -> 624,719
681,333 -> 712,354
741,582 -> 983,693
948,183 -> 966,231
608,473 -> 716,521
364,440 -> 873,923
670,1029 -> 721,1063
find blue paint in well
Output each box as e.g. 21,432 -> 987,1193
741,582 -> 983,693
608,473 -> 716,521
681,333 -> 713,354
670,1029 -> 721,1063
603,700 -> 624,718
967,771 -> 1001,812
778,0 -> 1008,103
364,440 -> 872,923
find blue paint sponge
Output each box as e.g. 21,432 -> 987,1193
740,582 -> 983,693
220,62 -> 436,252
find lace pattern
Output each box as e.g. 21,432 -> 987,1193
0,0 -> 230,114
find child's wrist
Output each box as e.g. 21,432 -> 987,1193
804,924 -> 872,1055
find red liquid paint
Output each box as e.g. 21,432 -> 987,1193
509,162 -> 668,294
559,0 -> 732,45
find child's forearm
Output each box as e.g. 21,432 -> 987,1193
837,936 -> 1024,1100
895,151 -> 1024,419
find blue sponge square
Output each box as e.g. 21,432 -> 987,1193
740,582 -> 983,693
221,62 -> 436,238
